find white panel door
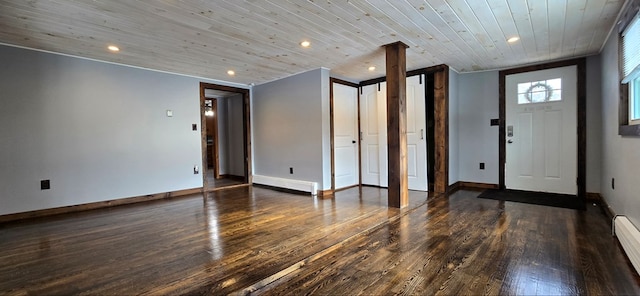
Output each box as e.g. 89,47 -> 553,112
360,84 -> 382,186
406,75 -> 428,191
333,83 -> 359,189
359,78 -> 427,191
505,66 -> 577,194
377,82 -> 388,188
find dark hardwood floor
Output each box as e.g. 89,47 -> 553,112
0,186 -> 638,295
206,169 -> 246,189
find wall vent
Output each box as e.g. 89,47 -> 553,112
614,216 -> 640,274
252,175 -> 318,195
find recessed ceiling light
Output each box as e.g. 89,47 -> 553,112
107,45 -> 120,52
300,41 -> 311,47
227,70 -> 235,76
368,66 -> 376,71
507,36 -> 520,43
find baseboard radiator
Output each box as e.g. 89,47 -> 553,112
252,175 -> 318,195
614,216 -> 640,274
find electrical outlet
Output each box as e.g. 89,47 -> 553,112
479,163 -> 485,170
194,165 -> 199,174
290,167 -> 293,174
40,179 -> 50,190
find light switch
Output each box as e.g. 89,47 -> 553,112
166,110 -> 173,117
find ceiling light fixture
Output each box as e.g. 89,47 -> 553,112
107,45 -> 120,52
368,66 -> 376,71
507,36 -> 520,43
227,70 -> 235,76
300,41 -> 311,47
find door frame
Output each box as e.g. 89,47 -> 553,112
199,82 -> 252,191
330,77 -> 360,193
498,58 -> 586,201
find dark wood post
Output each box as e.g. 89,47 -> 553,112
384,41 -> 409,208
433,68 -> 449,193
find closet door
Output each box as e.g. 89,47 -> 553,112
333,82 -> 359,189
360,84 -> 383,186
377,82 -> 388,187
359,78 -> 427,191
406,75 -> 428,191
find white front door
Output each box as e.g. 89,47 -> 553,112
333,82 -> 359,189
505,66 -> 577,194
406,75 -> 428,191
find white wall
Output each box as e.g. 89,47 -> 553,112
600,32 -> 640,227
457,71 -> 500,184
320,69 -> 331,190
252,68 -> 331,190
0,44 -> 246,216
216,98 -> 228,175
226,94 -> 245,177
448,68 -> 459,185
455,59 -> 602,192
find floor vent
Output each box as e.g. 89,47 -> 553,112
614,216 -> 640,274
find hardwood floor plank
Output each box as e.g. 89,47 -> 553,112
0,187 -> 638,295
254,190 -> 640,295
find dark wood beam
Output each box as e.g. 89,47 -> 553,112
433,68 -> 449,193
384,41 -> 409,208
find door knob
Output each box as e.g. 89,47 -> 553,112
508,140 -> 513,144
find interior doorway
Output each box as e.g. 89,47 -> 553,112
330,78 -> 360,191
199,83 -> 252,191
425,73 -> 435,192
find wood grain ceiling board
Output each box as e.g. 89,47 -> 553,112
0,0 -> 624,85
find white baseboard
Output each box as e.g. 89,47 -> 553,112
252,175 -> 318,195
614,216 -> 640,275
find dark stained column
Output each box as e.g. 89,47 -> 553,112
384,41 -> 409,208
433,68 -> 449,193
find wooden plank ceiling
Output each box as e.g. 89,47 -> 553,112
0,0 -> 624,85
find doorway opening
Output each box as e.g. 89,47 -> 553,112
199,82 -> 252,191
425,73 -> 435,192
